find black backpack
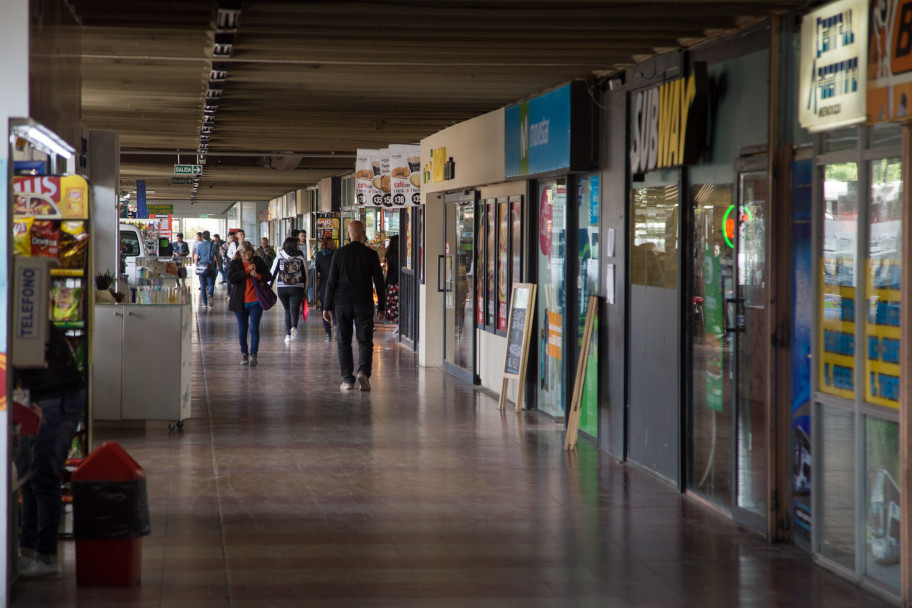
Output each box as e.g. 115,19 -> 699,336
280,256 -> 306,286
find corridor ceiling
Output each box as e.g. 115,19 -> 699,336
72,0 -> 806,213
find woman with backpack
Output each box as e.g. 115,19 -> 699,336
314,236 -> 337,342
270,237 -> 308,343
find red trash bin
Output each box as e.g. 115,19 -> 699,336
71,442 -> 151,587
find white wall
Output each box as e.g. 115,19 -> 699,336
88,130 -> 120,279
0,1 -> 30,602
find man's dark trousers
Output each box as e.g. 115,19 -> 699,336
335,301 -> 374,383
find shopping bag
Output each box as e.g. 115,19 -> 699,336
301,299 -> 309,322
252,278 -> 277,311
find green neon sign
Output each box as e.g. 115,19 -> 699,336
722,204 -> 753,249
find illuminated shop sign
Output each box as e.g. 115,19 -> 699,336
629,63 -> 708,176
721,204 -> 753,249
799,0 -> 867,131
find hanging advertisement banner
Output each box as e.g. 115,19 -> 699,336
357,146 -> 421,209
379,148 -> 391,207
389,144 -> 421,207
868,0 -> 912,122
798,0 -> 867,131
355,148 -> 384,207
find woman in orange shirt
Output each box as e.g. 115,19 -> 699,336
227,241 -> 272,367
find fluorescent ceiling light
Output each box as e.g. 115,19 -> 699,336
12,123 -> 76,159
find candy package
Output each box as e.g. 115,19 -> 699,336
59,221 -> 90,269
13,217 -> 33,256
31,220 -> 60,258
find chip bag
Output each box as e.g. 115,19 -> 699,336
59,221 -> 89,269
51,285 -> 82,321
13,217 -> 33,256
31,220 -> 60,258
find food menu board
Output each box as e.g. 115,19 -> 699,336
503,284 -> 535,376
13,175 -> 89,219
355,148 -> 384,207
389,144 -> 421,207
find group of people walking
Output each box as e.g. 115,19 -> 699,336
178,222 -> 396,392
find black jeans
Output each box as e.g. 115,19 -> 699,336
334,301 -> 374,382
277,287 -> 305,335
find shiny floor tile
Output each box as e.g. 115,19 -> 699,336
10,289 -> 897,607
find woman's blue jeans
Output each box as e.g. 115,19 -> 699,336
234,303 -> 263,355
18,388 -> 86,556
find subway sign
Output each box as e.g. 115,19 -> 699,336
629,63 -> 707,177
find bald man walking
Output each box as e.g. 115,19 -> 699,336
323,221 -> 385,391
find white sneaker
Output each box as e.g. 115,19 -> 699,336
290,327 -> 297,341
208,302 -> 213,309
18,548 -> 36,571
356,371 -> 371,392
340,380 -> 355,390
19,554 -> 61,580
284,335 -> 292,343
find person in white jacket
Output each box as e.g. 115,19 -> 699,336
270,237 -> 308,342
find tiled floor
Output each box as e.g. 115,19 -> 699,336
11,287 -> 896,607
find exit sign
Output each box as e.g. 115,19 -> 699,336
174,164 -> 202,175
171,177 -> 194,185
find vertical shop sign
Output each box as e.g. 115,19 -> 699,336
798,0 -> 867,131
136,180 -> 147,219
389,144 -> 421,208
355,149 -> 384,207
869,0 -> 912,122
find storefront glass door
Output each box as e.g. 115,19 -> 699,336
536,180 -> 567,419
443,198 -> 475,381
734,169 -> 769,525
689,184 -> 735,509
687,164 -> 768,531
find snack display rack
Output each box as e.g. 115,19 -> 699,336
12,174 -> 93,460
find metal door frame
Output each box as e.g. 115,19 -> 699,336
441,190 -> 478,384
730,154 -> 769,533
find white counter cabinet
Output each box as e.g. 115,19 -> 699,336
93,303 -> 191,424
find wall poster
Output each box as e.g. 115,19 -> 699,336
497,199 -> 510,332
486,199 -> 496,329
